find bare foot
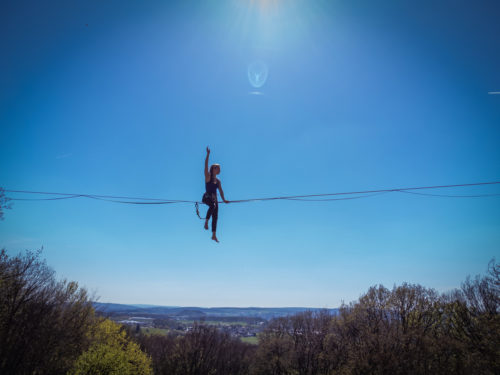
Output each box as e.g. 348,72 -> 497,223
211,233 -> 219,243
204,221 -> 209,230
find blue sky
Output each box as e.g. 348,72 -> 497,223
1,0 -> 499,307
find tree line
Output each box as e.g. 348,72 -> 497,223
0,249 -> 150,375
1,248 -> 498,374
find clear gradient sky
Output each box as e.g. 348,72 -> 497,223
1,0 -> 499,307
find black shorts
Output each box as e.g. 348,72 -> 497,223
202,192 -> 217,205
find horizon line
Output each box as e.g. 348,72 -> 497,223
93,301 -> 338,309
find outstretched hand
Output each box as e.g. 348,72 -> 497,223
206,146 -> 211,154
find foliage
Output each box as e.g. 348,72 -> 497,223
68,319 -> 152,375
1,248 -> 498,375
0,249 -> 95,375
253,260 -> 499,375
137,323 -> 255,375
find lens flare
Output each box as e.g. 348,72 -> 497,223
248,61 -> 269,89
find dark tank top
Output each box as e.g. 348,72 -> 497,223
205,178 -> 219,194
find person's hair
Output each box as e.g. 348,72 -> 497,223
209,164 -> 220,182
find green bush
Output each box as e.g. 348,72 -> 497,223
69,319 -> 152,375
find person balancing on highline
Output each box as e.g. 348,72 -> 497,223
203,146 -> 228,242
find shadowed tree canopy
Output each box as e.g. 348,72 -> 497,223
0,249 -> 95,375
1,248 -> 498,375
252,260 -> 499,375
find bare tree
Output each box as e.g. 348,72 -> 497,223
0,249 -> 95,375
139,324 -> 254,375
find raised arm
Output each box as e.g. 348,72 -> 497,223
204,147 -> 210,182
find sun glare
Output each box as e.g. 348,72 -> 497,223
245,0 -> 282,14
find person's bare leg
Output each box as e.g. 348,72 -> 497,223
204,220 -> 209,230
211,232 -> 219,243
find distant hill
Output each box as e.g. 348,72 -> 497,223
93,302 -> 338,320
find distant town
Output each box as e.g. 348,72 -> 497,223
94,302 -> 338,342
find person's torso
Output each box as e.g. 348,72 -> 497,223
205,178 -> 219,194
